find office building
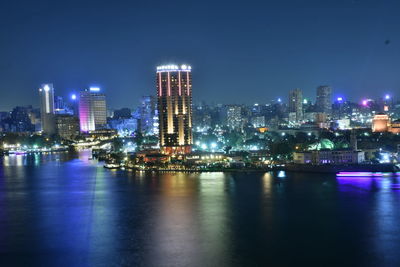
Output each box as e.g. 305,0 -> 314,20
79,88 -> 107,132
227,105 -> 242,130
139,95 -> 158,135
288,88 -> 303,122
157,64 -> 193,154
316,85 -> 332,115
39,83 -> 56,135
251,116 -> 265,128
55,115 -> 80,140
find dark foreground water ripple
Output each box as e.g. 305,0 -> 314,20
1,151 -> 400,266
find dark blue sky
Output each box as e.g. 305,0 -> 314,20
0,0 -> 399,110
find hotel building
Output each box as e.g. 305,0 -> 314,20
79,88 -> 107,132
156,64 -> 193,154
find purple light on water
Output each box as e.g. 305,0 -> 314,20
337,172 -> 385,177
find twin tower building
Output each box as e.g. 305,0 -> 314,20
39,63 -> 194,155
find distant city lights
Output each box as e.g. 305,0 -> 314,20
89,87 -> 100,92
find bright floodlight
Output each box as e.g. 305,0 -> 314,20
43,84 -> 50,91
385,94 -> 390,100
90,87 -> 100,92
362,100 -> 368,106
71,94 -> 77,100
337,97 -> 343,102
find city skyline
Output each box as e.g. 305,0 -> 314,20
0,74 -> 398,112
2,2 -> 400,266
1,0 -> 400,109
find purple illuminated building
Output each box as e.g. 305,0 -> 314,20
79,88 -> 107,132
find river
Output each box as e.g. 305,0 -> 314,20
1,151 -> 400,266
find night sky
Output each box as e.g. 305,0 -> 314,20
1,0 -> 399,110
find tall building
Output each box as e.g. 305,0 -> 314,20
251,116 -> 265,128
79,88 -> 107,132
227,105 -> 242,130
157,64 -> 193,154
316,85 -> 332,114
288,88 -> 303,121
139,95 -> 158,135
39,83 -> 56,135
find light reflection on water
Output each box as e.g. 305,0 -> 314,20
0,153 -> 400,266
337,175 -> 400,266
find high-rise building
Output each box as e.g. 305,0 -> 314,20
39,83 -> 56,135
227,105 -> 242,130
251,116 -> 265,128
316,85 -> 332,115
157,64 -> 193,154
79,87 -> 107,132
139,95 -> 158,135
288,88 -> 303,121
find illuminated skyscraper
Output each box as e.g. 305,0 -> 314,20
227,105 -> 242,130
39,83 -> 56,135
316,85 -> 332,114
139,95 -> 158,135
79,87 -> 107,132
288,88 -> 303,121
157,64 -> 193,154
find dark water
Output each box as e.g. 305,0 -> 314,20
1,152 -> 400,267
